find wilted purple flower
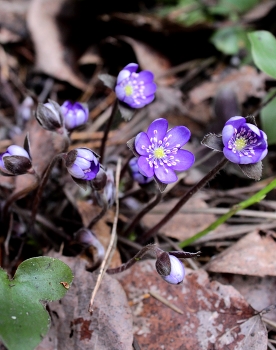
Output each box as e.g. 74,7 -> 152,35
162,255 -> 185,285
60,101 -> 89,130
115,63 -> 156,108
132,118 -> 194,184
65,148 -> 100,182
0,145 -> 32,176
129,157 -> 153,184
222,116 -> 268,164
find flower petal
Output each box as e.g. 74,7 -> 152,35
136,94 -> 155,108
222,124 -> 235,146
68,163 -> 85,179
83,163 -> 100,180
74,157 -> 91,170
77,148 -> 97,162
115,85 -> 125,101
165,126 -> 191,148
7,145 -> 30,158
144,83 -> 157,96
135,132 -> 151,155
137,156 -> 154,177
170,150 -> 195,171
117,70 -> 131,84
123,63 -> 138,73
137,71 -> 154,83
223,147 -> 241,164
225,116 -> 246,129
154,165 -> 177,184
147,118 -> 168,142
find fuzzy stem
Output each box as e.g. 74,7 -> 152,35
122,190 -> 163,237
3,171 -> 40,220
30,153 -> 64,231
107,244 -> 163,274
99,99 -> 119,163
137,157 -> 229,243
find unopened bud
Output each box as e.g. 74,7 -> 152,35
60,101 -> 89,130
156,253 -> 185,285
0,145 -> 32,176
36,99 -> 64,133
91,166 -> 107,191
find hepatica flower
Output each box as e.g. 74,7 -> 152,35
0,145 -> 32,176
202,116 -> 268,180
128,118 -> 194,188
156,252 -> 185,285
60,101 -> 89,130
222,116 -> 267,164
115,63 -> 156,108
65,148 -> 100,187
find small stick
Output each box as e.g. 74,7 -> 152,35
88,157 -> 121,313
149,290 -> 184,314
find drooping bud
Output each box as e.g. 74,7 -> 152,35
60,101 -> 89,130
156,252 -> 185,285
64,148 -> 100,189
36,99 -> 64,133
93,168 -> 116,208
0,135 -> 33,176
91,165 -> 107,191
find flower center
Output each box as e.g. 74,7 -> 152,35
154,147 -> 165,159
234,137 -> 246,151
124,85 -> 133,96
228,127 -> 261,158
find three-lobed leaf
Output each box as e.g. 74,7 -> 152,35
0,257 -> 73,350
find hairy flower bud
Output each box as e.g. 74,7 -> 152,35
156,252 -> 185,285
0,145 -> 32,176
60,101 -> 89,130
65,148 -> 100,189
36,99 -> 64,133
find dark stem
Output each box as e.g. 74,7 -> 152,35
107,244 -> 163,274
88,196 -> 108,229
122,190 -> 163,237
30,153 -> 64,232
137,157 -> 229,243
3,171 -> 40,220
99,99 -> 119,163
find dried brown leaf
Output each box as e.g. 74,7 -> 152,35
37,254 -> 133,350
189,66 -> 266,105
115,260 -> 265,350
205,230 -> 276,277
27,0 -> 87,90
142,196 -> 221,241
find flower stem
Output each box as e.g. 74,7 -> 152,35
122,190 -> 163,237
30,153 -> 64,232
3,171 -> 40,220
99,99 -> 119,163
107,244 -> 163,274
137,157 -> 229,244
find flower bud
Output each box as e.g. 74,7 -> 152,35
65,148 -> 100,188
94,168 -> 116,207
156,252 -> 185,285
36,99 -> 64,133
60,101 -> 89,130
129,157 -> 153,184
0,145 -> 32,176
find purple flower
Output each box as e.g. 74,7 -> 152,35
115,63 -> 156,108
129,157 -> 153,184
65,148 -> 100,181
60,101 -> 89,130
133,118 -> 194,184
222,116 -> 268,164
0,145 -> 32,176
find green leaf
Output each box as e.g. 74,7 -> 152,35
260,88 -> 276,145
211,26 -> 249,55
248,30 -> 276,79
0,257 -> 73,350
